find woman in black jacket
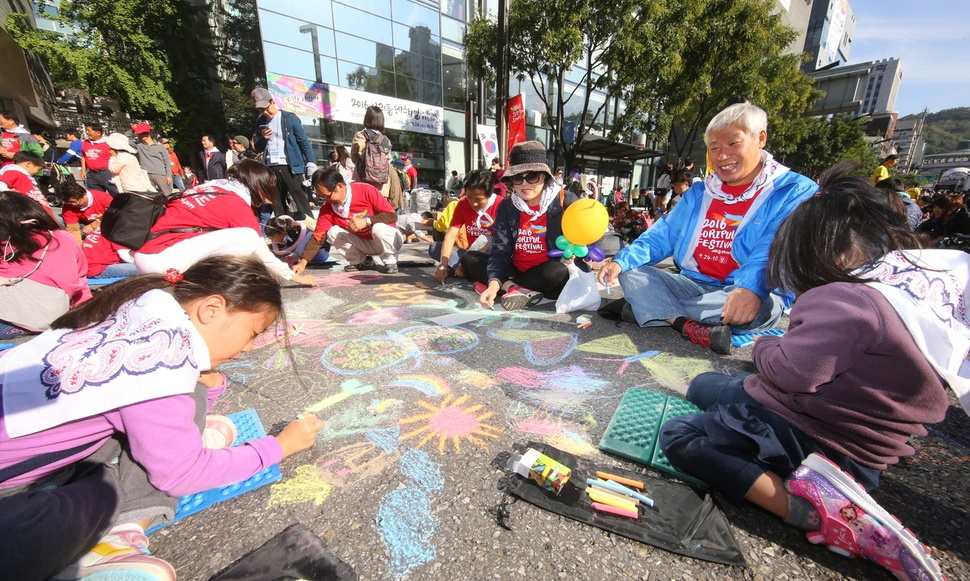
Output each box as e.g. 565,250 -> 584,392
472,141 -> 579,310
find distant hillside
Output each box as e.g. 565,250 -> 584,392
906,107 -> 970,154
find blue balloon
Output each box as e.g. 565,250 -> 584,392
548,249 -> 564,258
587,246 -> 605,262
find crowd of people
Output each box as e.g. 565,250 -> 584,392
0,95 -> 965,581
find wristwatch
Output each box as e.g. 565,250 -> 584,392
364,216 -> 373,226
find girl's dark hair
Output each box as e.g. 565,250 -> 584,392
766,162 -> 922,295
336,145 -> 349,163
463,169 -> 493,194
670,170 -> 693,185
227,159 -> 278,208
264,215 -> 300,238
52,255 -> 283,330
0,192 -> 61,260
312,166 -> 344,191
55,176 -> 87,202
363,106 -> 385,132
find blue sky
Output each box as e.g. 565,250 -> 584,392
846,0 -> 970,115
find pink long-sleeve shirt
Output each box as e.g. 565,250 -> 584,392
0,230 -> 91,306
0,383 -> 282,495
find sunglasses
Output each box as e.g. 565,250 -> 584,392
510,172 -> 545,185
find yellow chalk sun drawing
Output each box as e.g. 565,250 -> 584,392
399,394 -> 503,454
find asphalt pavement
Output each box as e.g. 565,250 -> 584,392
150,247 -> 970,581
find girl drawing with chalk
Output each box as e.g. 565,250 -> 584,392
0,255 -> 324,580
660,164 -> 967,581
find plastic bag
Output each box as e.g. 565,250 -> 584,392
555,260 -> 601,314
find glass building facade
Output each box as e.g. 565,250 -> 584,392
254,0 -> 654,192
255,0 -> 469,188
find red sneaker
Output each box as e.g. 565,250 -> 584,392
680,320 -> 732,354
500,284 -> 543,311
786,453 -> 943,581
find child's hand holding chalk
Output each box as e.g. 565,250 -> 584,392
277,414 -> 324,458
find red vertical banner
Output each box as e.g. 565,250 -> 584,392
505,94 -> 526,165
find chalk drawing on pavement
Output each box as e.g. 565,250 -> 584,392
305,379 -> 375,413
348,306 -> 409,326
267,464 -> 333,508
496,365 -> 612,415
640,353 -> 714,395
317,400 -> 399,442
454,368 -> 497,389
399,394 -> 503,454
377,448 -> 443,579
397,325 -> 479,356
510,405 -> 600,458
488,327 -> 578,366
319,333 -> 420,375
316,441 -> 400,488
387,374 -> 450,397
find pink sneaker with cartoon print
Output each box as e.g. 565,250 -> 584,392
786,453 -> 944,581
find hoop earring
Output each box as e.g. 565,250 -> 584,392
2,240 -> 14,262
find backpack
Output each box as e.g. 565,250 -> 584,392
358,129 -> 391,185
101,190 -> 170,249
101,190 -> 223,250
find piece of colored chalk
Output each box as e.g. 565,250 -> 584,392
587,489 -> 637,512
586,478 -> 656,508
595,471 -> 645,490
591,501 -> 638,520
587,486 -> 638,506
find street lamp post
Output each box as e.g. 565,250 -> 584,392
495,0 -> 509,163
298,24 -> 323,84
299,24 -> 326,156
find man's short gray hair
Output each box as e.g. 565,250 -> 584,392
704,102 -> 768,144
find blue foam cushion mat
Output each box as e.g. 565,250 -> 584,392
147,408 -> 281,534
0,343 -> 16,351
731,327 -> 784,349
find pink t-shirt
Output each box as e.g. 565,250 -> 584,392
0,230 -> 91,306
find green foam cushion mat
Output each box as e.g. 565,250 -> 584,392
599,388 -> 705,487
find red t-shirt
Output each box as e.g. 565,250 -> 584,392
313,182 -> 396,241
406,164 -> 418,189
138,183 -> 259,254
0,130 -> 21,166
512,209 -> 549,273
450,195 -> 503,246
692,182 -> 761,281
62,189 -> 113,226
0,165 -> 53,217
81,232 -> 125,277
81,139 -> 111,171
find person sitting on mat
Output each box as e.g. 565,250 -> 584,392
264,215 -> 330,267
57,178 -> 113,243
293,167 -> 402,275
0,192 -> 91,338
434,169 -> 503,284
0,256 -> 324,580
598,102 -> 816,354
477,141 -> 581,311
659,166 -> 962,581
133,160 -> 312,285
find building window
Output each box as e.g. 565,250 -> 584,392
440,0 -> 465,21
336,0 -> 391,18
333,3 -> 393,45
259,0 -> 334,27
392,0 -> 440,36
258,10 -> 336,56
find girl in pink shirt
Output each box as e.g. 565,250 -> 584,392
0,192 -> 91,337
0,256 -> 324,580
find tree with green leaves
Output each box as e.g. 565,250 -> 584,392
465,0 -> 819,173
3,0 -> 182,124
779,114 -> 878,179
658,0 -> 819,162
466,0 -> 688,172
